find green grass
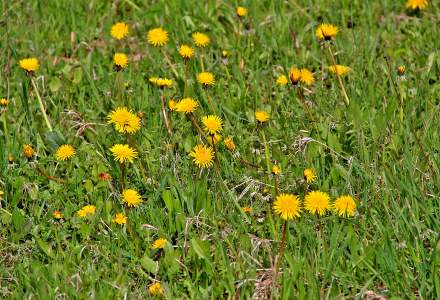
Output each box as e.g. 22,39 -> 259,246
1,0 -> 439,299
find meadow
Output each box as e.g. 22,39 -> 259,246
0,0 -> 439,299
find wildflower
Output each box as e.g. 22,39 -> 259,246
151,238 -> 167,249
19,58 -> 39,73
113,53 -> 128,69
147,28 -> 168,47
77,205 -> 96,217
113,213 -> 127,225
0,190 -> 3,199
8,154 -> 14,163
272,165 -> 281,175
329,65 -> 351,76
289,68 -> 301,85
273,193 -> 301,220
55,144 -> 75,161
316,24 -> 339,41
110,144 -> 138,164
300,68 -> 314,86
107,107 -> 141,134
122,189 -> 142,207
197,72 -> 215,86
304,191 -> 330,216
53,211 -> 63,219
397,66 -> 406,76
149,77 -> 173,88
202,115 -> 222,135
148,282 -> 164,296
111,22 -> 129,40
236,6 -> 247,17
276,75 -> 288,86
168,99 -> 177,111
0,98 -> 9,106
190,144 -> 214,168
406,0 -> 428,10
98,172 -> 112,181
303,168 -> 317,183
255,110 -> 269,123
175,98 -> 198,114
208,134 -> 222,145
242,206 -> 253,213
22,144 -> 34,158
222,50 -> 229,57
179,44 -> 194,59
333,195 -> 357,217
224,137 -> 236,151
192,32 -> 210,47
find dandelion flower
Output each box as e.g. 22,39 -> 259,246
333,195 -> 357,217
224,137 -> 236,151
19,58 -> 39,73
0,190 -> 3,199
147,28 -> 168,47
272,165 -> 281,175
179,44 -> 194,59
113,53 -> 128,69
329,65 -> 350,76
149,77 -> 173,88
113,213 -> 127,225
202,115 -> 222,135
222,50 -> 229,57
397,66 -> 406,76
53,211 -> 63,219
236,6 -> 248,17
208,133 -> 222,145
304,191 -> 330,216
111,22 -> 129,40
151,238 -> 167,249
0,98 -> 9,106
110,144 -> 138,164
242,206 -> 253,213
289,68 -> 301,85
55,144 -> 75,161
176,98 -> 198,114
107,107 -> 141,134
406,0 -> 428,10
300,68 -> 314,86
23,144 -> 34,158
276,75 -> 288,86
192,32 -> 210,47
303,168 -> 317,183
122,189 -> 142,207
255,110 -> 269,123
77,205 -> 96,217
273,193 -> 301,220
168,99 -> 177,111
197,72 -> 215,86
148,282 -> 164,296
316,24 -> 339,41
190,144 -> 214,168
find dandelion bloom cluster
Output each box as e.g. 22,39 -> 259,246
175,98 -> 198,114
111,22 -> 129,40
113,53 -> 128,69
122,189 -> 142,207
406,0 -> 428,10
304,168 -> 317,183
197,72 -> 215,86
273,193 -> 301,220
192,32 -> 210,47
304,191 -> 330,216
113,213 -> 127,225
110,144 -> 138,164
329,65 -> 351,76
77,205 -> 96,218
19,58 -> 39,72
190,144 -> 214,168
255,110 -> 269,123
151,238 -> 167,249
147,27 -> 168,46
23,144 -> 34,158
236,6 -> 247,17
107,107 -> 141,134
178,44 -> 194,59
333,195 -> 357,217
224,137 -> 236,151
148,282 -> 164,296
0,98 -> 9,106
316,24 -> 339,41
55,144 -> 75,161
276,75 -> 288,86
202,115 -> 223,135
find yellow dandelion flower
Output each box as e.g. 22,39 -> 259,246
333,195 -> 357,217
107,107 -> 141,134
148,282 -> 164,296
77,205 -> 96,217
303,168 -> 317,183
316,24 -> 339,41
192,32 -> 210,47
168,99 -> 177,111
197,72 -> 215,86
222,50 -> 229,57
289,68 -> 301,85
179,44 -> 194,59
53,211 -> 63,219
149,77 -> 173,88
0,190 -> 3,199
151,238 -> 167,249
304,191 -> 330,216
273,193 -> 301,220
208,133 -> 222,145
110,144 -> 138,164
113,53 -> 128,69
19,58 -> 39,73
224,136 -> 236,151
176,98 -> 198,114
0,98 -> 9,106
190,144 -> 214,168
236,6 -> 248,17
242,206 -> 253,213
23,144 -> 34,158
111,22 -> 129,40
272,165 -> 281,175
300,68 -> 314,86
202,115 -> 223,135
397,66 -> 406,76
255,110 -> 269,123
113,213 -> 127,225
329,65 -> 350,76
147,27 -> 168,47
276,75 -> 288,86
55,144 -> 75,161
122,189 -> 142,207
406,0 -> 428,10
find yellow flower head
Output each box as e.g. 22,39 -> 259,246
303,168 -> 317,183
192,32 -> 210,47
0,98 -> 9,106
113,53 -> 128,69
224,136 -> 236,151
272,165 -> 281,175
107,107 -> 141,134
19,58 -> 39,73
242,206 -> 253,213
55,144 -> 75,161
273,193 -> 301,220
0,190 -> 3,199
52,211 -> 63,219
329,65 -> 350,76
397,66 -> 406,76
111,22 -> 129,40
236,6 -> 248,17
176,98 -> 198,114
222,50 -> 229,58
304,191 -> 330,216
77,205 -> 96,217
168,99 -> 177,111
113,213 -> 127,225
289,68 -> 301,85
197,72 -> 215,86
300,68 -> 314,86
316,24 -> 339,41
208,134 -> 222,145
148,282 -> 164,296
122,189 -> 142,207
406,0 -> 428,10
149,77 -> 173,88
202,115 -> 223,135
179,44 -> 194,59
147,27 -> 169,47
276,75 -> 288,86
333,195 -> 357,217
255,110 -> 269,123
190,144 -> 214,168
23,144 -> 34,158
110,144 -> 138,164
151,238 -> 167,249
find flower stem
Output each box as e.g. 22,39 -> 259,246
260,129 -> 271,177
274,220 -> 288,283
327,45 -> 350,106
161,48 -> 179,78
2,111 -> 8,145
160,91 -> 172,138
31,77 -> 53,131
120,163 -> 126,191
